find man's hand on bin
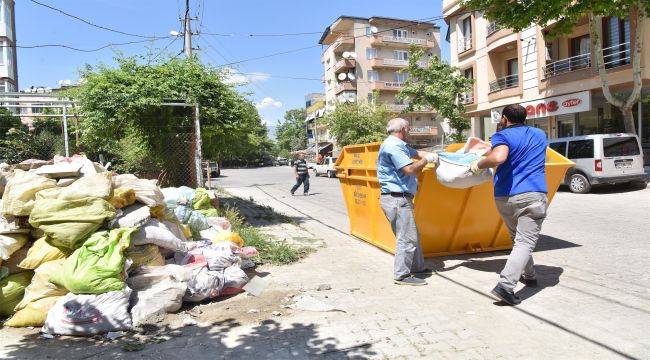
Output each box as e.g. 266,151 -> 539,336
470,157 -> 486,175
424,152 -> 439,165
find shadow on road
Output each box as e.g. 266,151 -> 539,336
2,319 -> 377,359
558,181 -> 648,195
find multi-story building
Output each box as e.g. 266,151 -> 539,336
319,16 -> 442,148
443,1 -> 650,161
0,0 -> 17,92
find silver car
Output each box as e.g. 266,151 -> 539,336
549,133 -> 647,193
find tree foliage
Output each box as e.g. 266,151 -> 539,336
322,102 -> 389,147
66,55 -> 273,174
0,116 -> 66,164
398,46 -> 473,142
275,108 -> 307,153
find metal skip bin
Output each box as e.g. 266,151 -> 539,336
335,142 -> 574,257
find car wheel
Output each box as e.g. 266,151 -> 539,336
629,179 -> 648,190
569,173 -> 591,194
327,170 -> 335,178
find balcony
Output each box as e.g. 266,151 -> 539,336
333,58 -> 356,73
368,81 -> 405,91
544,53 -> 591,78
457,36 -> 472,54
486,22 -> 500,37
334,81 -> 356,94
459,91 -> 474,104
603,42 -> 631,69
386,103 -> 433,112
332,37 -> 354,52
489,74 -> 519,93
370,58 -> 429,68
371,35 -> 435,48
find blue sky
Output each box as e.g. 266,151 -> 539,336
17,0 -> 449,126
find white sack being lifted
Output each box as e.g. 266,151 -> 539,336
436,137 -> 494,189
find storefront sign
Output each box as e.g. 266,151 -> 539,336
491,91 -> 591,123
409,126 -> 438,135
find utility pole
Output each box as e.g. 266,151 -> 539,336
183,0 -> 192,57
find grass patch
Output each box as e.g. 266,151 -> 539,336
218,204 -> 310,265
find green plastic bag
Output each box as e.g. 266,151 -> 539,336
192,188 -> 219,217
49,228 -> 136,294
0,271 -> 34,317
29,197 -> 116,250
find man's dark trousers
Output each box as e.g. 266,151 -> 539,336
291,174 -> 310,194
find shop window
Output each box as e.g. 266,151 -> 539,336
568,139 -> 594,159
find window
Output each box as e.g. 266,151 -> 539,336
394,50 -> 408,61
568,140 -> 594,159
463,67 -> 473,80
603,137 -> 640,157
366,48 -> 378,60
394,72 -> 408,83
570,35 -> 590,57
365,26 -> 372,36
367,70 -> 379,82
367,93 -> 375,104
506,58 -> 518,76
0,46 -> 4,65
603,17 -> 631,68
393,29 -> 408,38
545,42 -> 554,61
461,16 -> 472,39
549,142 -> 567,156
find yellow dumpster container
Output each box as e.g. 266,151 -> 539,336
335,142 -> 574,257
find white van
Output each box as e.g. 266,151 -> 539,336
548,134 -> 647,193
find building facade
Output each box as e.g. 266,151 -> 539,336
443,1 -> 650,162
319,16 -> 442,148
0,0 -> 17,92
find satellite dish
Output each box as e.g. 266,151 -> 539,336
349,52 -> 357,59
337,73 -> 347,81
342,51 -> 351,59
347,72 -> 356,81
370,26 -> 378,34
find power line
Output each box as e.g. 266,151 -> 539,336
150,37 -> 180,63
12,38 -> 166,52
201,31 -> 325,37
29,0 -> 166,39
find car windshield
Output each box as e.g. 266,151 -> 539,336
603,137 -> 640,157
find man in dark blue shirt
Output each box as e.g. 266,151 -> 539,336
472,104 -> 548,305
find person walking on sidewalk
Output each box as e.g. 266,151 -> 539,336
290,152 -> 310,196
471,104 -> 548,305
377,118 -> 439,286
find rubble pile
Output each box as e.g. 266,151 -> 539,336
0,155 -> 257,334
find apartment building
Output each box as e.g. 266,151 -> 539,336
0,0 -> 17,92
304,93 -> 330,148
443,1 -> 650,161
319,16 -> 442,149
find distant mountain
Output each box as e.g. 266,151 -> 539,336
266,125 -> 276,141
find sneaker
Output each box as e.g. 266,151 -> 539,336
490,284 -> 521,305
303,192 -> 309,196
393,275 -> 427,286
520,276 -> 538,287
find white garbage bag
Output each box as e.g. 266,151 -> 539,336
1,170 -> 57,216
183,266 -> 225,303
127,265 -> 191,326
436,137 -> 494,189
42,288 -> 132,335
131,219 -> 188,252
112,174 -> 164,207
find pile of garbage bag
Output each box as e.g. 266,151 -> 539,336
0,155 -> 258,335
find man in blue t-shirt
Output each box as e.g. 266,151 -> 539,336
471,104 -> 548,305
377,118 -> 438,286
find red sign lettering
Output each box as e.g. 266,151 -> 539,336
547,100 -> 559,112
525,105 -> 536,116
562,98 -> 582,108
536,103 -> 547,116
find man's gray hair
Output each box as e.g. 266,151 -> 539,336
386,118 -> 410,134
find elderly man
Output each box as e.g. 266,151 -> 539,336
471,104 -> 548,305
377,118 -> 438,286
290,152 -> 310,196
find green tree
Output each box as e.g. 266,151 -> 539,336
0,117 -> 65,163
0,107 -> 21,139
462,0 -> 647,134
275,108 -> 307,153
322,102 -> 389,147
398,46 -> 473,143
66,55 -> 272,177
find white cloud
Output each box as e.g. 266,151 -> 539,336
222,67 -> 270,85
255,97 -> 283,109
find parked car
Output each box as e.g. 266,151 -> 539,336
259,155 -> 276,167
548,133 -> 646,193
203,161 -> 220,178
313,157 -> 338,178
276,157 -> 289,166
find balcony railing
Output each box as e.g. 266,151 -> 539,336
459,91 -> 474,104
381,35 -> 428,46
384,81 -> 405,89
378,58 -> 429,67
544,53 -> 591,78
409,126 -> 438,136
603,42 -> 631,69
489,74 -> 519,93
457,36 -> 472,53
386,103 -> 432,112
486,22 -> 500,37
